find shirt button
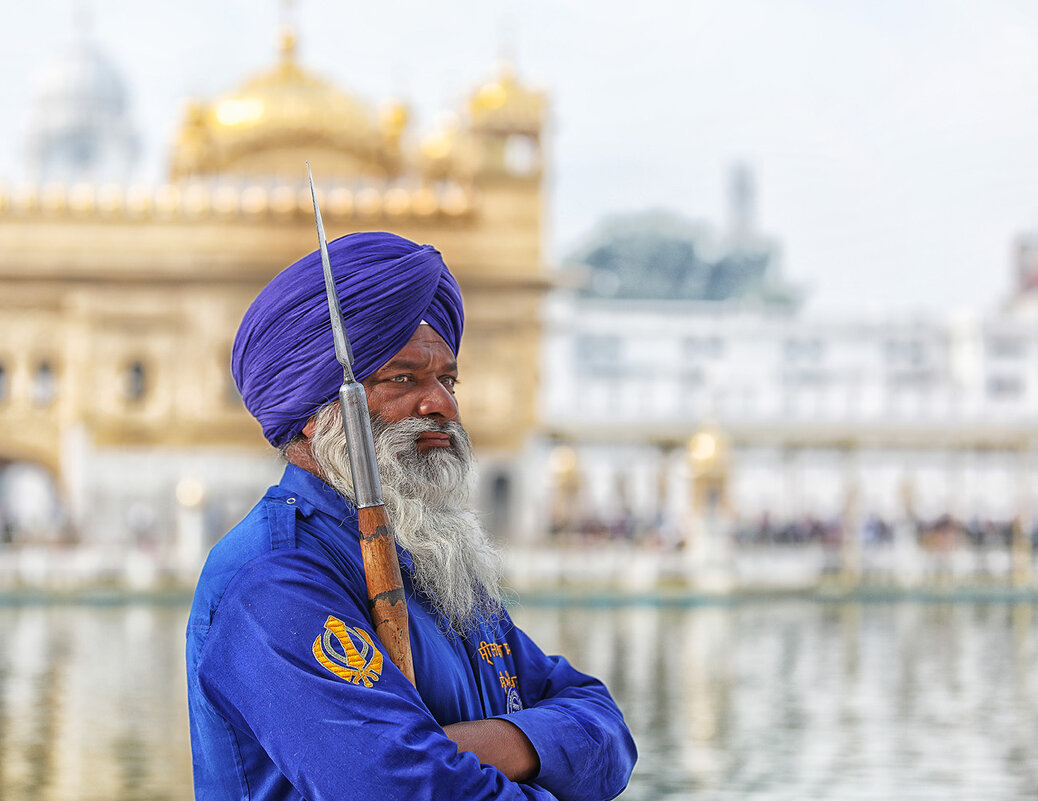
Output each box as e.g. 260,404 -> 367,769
286,497 -> 296,505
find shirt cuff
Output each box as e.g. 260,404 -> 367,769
492,707 -> 578,791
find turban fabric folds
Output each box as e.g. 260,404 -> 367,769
232,231 -> 464,447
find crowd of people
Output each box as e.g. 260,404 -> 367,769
549,506 -> 1038,554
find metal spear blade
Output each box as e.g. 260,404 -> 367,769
307,162 -> 355,381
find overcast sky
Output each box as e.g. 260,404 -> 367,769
2,0 -> 1037,316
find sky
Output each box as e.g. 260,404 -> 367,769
2,0 -> 1038,316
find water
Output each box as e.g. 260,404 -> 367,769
0,603 -> 191,801
517,601 -> 1038,801
0,599 -> 1034,800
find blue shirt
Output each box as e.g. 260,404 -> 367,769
187,465 -> 636,801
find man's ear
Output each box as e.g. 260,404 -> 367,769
285,416 -> 323,478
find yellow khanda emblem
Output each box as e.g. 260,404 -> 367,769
313,616 -> 384,687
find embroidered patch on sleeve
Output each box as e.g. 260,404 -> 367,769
312,615 -> 384,687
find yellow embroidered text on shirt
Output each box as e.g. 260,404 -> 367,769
477,640 -> 512,665
498,670 -> 518,690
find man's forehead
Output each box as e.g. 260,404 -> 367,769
376,325 -> 456,371
408,323 -> 450,348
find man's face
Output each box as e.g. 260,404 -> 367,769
361,326 -> 460,452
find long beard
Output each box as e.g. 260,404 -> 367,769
308,403 -> 503,635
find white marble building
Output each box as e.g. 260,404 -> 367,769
530,193 -> 1038,550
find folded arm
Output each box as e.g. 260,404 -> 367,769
490,621 -> 639,801
443,718 -> 540,783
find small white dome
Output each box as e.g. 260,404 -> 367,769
26,36 -> 138,185
35,41 -> 128,120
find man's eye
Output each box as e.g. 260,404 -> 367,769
390,375 -> 411,384
441,376 -> 458,391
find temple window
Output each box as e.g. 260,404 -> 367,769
576,335 -> 621,374
504,135 -> 539,175
784,338 -> 824,363
986,336 -> 1024,359
126,361 -> 147,402
32,361 -> 56,406
987,374 -> 1023,399
684,336 -> 724,359
885,339 -> 925,366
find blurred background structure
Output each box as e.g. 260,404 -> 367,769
0,1 -> 1037,593
2,5 -> 1038,801
0,11 -> 549,587
538,172 -> 1038,590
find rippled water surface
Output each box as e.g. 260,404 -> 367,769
0,599 -> 1034,800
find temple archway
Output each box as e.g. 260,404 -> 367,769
0,457 -> 65,544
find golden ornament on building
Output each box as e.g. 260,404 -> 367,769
470,62 -> 545,132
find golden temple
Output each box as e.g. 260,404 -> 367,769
0,25 -> 548,542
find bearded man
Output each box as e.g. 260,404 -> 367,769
186,232 -> 636,801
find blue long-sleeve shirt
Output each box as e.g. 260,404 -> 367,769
187,465 -> 637,801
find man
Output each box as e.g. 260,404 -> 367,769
186,232 -> 637,800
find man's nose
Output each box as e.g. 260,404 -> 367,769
417,380 -> 459,421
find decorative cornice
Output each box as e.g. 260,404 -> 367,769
0,182 -> 476,223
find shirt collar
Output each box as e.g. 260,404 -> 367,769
278,463 -> 356,521
276,463 -> 414,572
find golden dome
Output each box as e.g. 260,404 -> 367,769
170,28 -> 403,181
468,63 -> 545,134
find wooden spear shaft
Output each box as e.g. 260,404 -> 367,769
357,505 -> 415,685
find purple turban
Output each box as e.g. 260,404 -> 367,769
232,231 -> 464,447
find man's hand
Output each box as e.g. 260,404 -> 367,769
442,718 -> 540,783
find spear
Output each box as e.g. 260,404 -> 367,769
307,164 -> 415,686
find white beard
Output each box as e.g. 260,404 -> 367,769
308,402 -> 504,635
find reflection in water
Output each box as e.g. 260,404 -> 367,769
511,601 -> 1038,801
0,600 -> 1034,800
0,605 -> 192,801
